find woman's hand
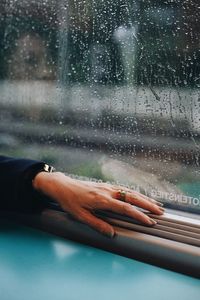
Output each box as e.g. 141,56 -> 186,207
33,171 -> 164,237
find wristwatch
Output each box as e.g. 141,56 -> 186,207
19,162 -> 56,212
29,162 -> 55,185
42,164 -> 55,173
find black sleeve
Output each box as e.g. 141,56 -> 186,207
0,155 -> 49,213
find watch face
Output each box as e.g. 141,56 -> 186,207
43,164 -> 55,173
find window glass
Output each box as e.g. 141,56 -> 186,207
0,0 -> 200,213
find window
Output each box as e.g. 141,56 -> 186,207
0,0 -> 200,215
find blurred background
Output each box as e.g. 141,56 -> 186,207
0,0 -> 200,213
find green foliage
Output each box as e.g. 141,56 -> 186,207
69,161 -> 108,181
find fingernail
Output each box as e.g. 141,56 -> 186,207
149,218 -> 157,225
156,201 -> 164,207
104,230 -> 115,238
107,231 -> 115,238
158,207 -> 165,212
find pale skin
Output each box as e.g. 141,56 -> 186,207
33,171 -> 164,238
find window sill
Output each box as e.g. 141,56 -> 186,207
1,208 -> 200,278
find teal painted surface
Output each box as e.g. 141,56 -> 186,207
178,182 -> 200,198
0,220 -> 199,300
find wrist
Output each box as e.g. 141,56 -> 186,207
32,171 -> 51,192
31,163 -> 56,192
32,171 -> 68,198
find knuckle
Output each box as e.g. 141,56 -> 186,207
75,211 -> 85,221
93,197 -> 109,209
100,197 -> 110,206
92,198 -> 100,207
91,193 -> 110,207
122,203 -> 132,214
98,222 -> 108,234
104,186 -> 113,193
89,190 -> 99,198
112,185 -> 121,190
131,191 -> 139,198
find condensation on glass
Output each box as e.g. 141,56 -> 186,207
0,0 -> 200,213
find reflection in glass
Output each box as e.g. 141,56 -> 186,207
0,0 -> 200,213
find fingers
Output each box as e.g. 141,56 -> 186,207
123,192 -> 164,215
127,190 -> 164,207
98,196 -> 157,226
75,209 -> 115,238
111,187 -> 164,215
